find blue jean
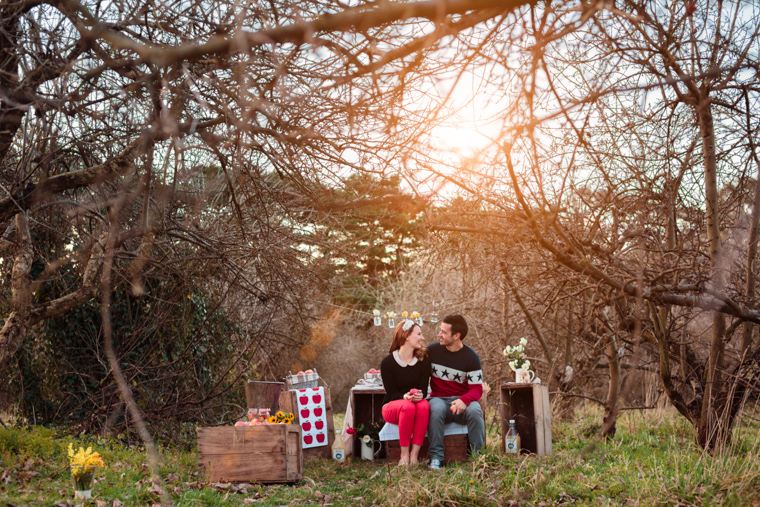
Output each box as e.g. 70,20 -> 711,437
428,396 -> 485,461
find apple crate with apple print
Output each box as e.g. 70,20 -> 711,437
278,385 -> 335,460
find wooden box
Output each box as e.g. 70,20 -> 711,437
197,425 -> 302,483
350,387 -> 387,459
245,381 -> 285,412
279,388 -> 335,459
499,384 -> 552,456
384,434 -> 469,464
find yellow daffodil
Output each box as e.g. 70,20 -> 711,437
68,443 -> 105,490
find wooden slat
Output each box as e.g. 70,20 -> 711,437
539,385 -> 552,455
199,453 -> 289,482
532,385 -> 545,456
197,427 -> 287,454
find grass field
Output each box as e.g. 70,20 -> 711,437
2,406 -> 760,506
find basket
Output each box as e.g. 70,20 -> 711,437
285,369 -> 320,390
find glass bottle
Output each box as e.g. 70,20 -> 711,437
505,419 -> 521,454
332,429 -> 346,462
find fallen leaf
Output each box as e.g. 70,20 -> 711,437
112,500 -> 124,507
96,501 -> 108,507
20,471 -> 40,481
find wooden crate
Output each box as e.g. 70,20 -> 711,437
499,384 -> 552,456
384,434 -> 469,464
197,425 -> 302,483
244,381 -> 285,412
279,388 -> 335,460
350,387 -> 387,459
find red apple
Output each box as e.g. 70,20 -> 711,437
315,420 -> 324,430
304,434 -> 313,445
299,396 -> 308,405
304,369 -> 314,374
301,409 -> 310,419
312,394 -> 322,404
302,422 -> 311,431
314,408 -> 323,417
316,433 -> 325,443
297,371 -> 304,375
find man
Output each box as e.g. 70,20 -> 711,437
426,314 -> 485,470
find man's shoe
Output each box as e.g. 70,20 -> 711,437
429,459 -> 443,470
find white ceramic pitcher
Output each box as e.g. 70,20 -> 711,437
516,368 -> 535,384
360,435 -> 382,460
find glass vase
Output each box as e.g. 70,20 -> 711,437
387,318 -> 395,328
373,316 -> 382,326
73,471 -> 94,499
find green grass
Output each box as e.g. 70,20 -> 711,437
2,407 -> 760,506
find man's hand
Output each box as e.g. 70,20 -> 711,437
450,398 -> 467,415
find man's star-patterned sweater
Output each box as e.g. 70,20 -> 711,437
428,343 -> 483,406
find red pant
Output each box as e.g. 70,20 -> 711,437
382,399 -> 430,447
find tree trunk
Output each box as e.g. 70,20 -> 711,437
741,91 -> 760,357
601,335 -> 620,439
0,232 -> 104,376
697,95 -> 728,451
0,213 -> 33,372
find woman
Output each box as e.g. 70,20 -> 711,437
380,319 -> 431,465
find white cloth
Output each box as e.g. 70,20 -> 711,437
378,421 -> 468,441
341,396 -> 354,455
296,387 -> 328,449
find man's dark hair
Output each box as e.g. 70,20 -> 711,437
443,314 -> 468,341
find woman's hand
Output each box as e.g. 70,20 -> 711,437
407,388 -> 423,402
